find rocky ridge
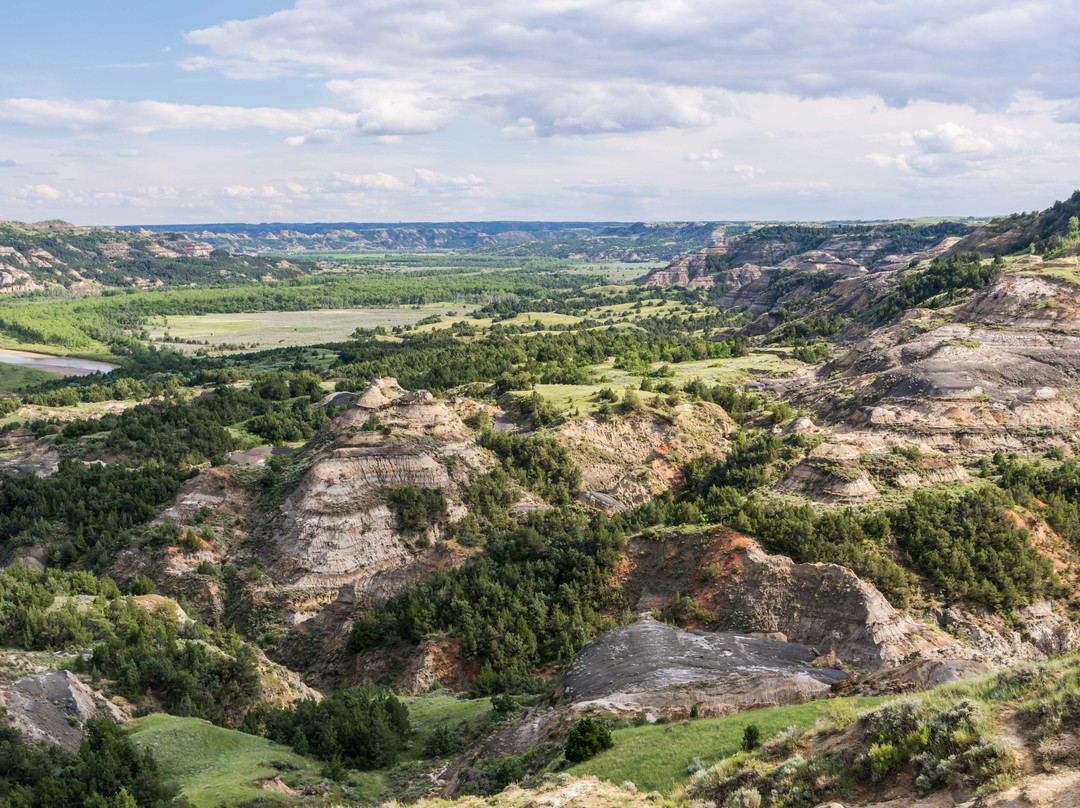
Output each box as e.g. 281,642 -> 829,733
621,528 -> 966,669
269,377 -> 494,602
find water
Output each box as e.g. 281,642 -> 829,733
0,348 -> 117,377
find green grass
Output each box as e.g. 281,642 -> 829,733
568,697 -> 886,794
128,714 -> 382,807
146,304 -> 475,353
1,397 -> 144,427
567,262 -> 660,283
497,312 -> 585,328
1014,262 -> 1080,286
123,696 -> 497,805
403,694 -> 493,762
0,334 -> 117,362
0,362 -> 59,391
512,353 -> 801,416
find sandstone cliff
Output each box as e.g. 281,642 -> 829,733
270,378 -> 494,600
638,245 -> 725,287
621,528 -> 963,669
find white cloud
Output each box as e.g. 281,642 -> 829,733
284,129 -> 348,146
912,123 -> 995,156
865,122 -> 1024,177
413,168 -> 488,196
326,79 -> 459,136
686,149 -> 723,169
15,184 -> 70,201
223,185 -> 285,199
0,98 -> 355,135
183,0 -> 1080,118
330,171 -> 407,191
497,84 -> 715,137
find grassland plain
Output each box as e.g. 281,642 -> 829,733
514,353 -> 801,416
567,697 -> 887,794
146,304 -> 475,353
409,298 -> 733,337
302,255 -> 660,282
140,293 -> 725,356
0,332 -> 118,363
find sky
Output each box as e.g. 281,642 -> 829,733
0,0 -> 1078,225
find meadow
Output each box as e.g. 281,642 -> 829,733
128,714 -> 334,807
0,362 -> 59,391
147,304 -> 474,353
124,697 -> 500,806
567,697 -> 886,794
515,352 -> 799,416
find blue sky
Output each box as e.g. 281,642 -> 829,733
1,1 -> 1078,224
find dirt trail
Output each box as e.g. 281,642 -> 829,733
996,707 -> 1035,775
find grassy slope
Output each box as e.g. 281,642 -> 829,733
568,697 -> 886,794
0,362 -> 59,391
404,694 -> 494,761
128,700 -> 495,806
128,714 -> 358,807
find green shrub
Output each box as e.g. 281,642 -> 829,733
388,486 -> 448,531
128,575 -> 155,595
741,723 -> 761,751
724,787 -> 762,808
423,725 -> 462,759
491,693 -> 519,717
321,755 -> 347,782
262,687 -> 410,770
869,742 -> 903,779
565,717 -> 614,763
479,755 -> 526,794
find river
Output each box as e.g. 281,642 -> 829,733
0,348 -> 118,377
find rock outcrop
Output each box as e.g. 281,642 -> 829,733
775,441 -> 970,504
857,658 -> 993,695
778,250 -> 867,275
777,459 -> 879,504
621,528 -> 963,670
153,467 -> 250,526
639,245 -> 724,287
562,617 -> 848,717
701,532 -> 963,668
817,318 -> 1080,435
937,600 -> 1080,664
270,378 -> 493,599
0,670 -> 124,752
